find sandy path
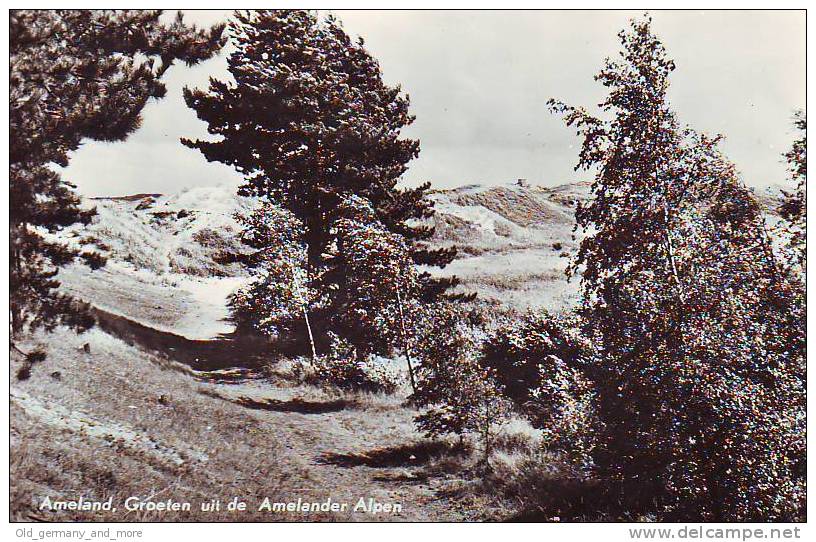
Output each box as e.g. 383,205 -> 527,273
208,380 -> 475,521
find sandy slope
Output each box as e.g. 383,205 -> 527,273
10,324 -> 492,521
59,181 -> 589,329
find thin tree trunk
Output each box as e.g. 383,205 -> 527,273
662,202 -> 686,306
297,262 -> 317,367
651,127 -> 686,309
10,306 -> 20,343
658,174 -> 688,368
302,304 -> 317,367
661,205 -> 690,371
395,286 -> 417,395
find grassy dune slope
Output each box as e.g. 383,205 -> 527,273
11,320 -> 515,521
426,181 -> 588,311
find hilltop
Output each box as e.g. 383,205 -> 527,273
58,180 -> 591,340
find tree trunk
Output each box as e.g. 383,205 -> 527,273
662,202 -> 686,306
395,286 -> 417,395
10,306 -> 21,342
758,213 -> 786,285
302,304 -> 317,367
661,195 -> 690,373
10,223 -> 24,341
297,262 -> 317,367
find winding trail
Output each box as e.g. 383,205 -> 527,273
196,375 -> 479,521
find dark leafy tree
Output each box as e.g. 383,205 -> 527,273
10,10 -> 225,339
182,10 -> 461,353
779,110 -> 806,274
480,311 -> 597,467
333,195 -> 421,388
549,16 -> 805,520
228,203 -> 321,363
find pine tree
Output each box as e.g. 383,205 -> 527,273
10,10 -> 225,339
182,10 -> 460,353
549,16 -> 805,520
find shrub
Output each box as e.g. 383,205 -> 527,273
306,333 -> 398,394
410,303 -> 512,466
192,227 -> 229,250
135,198 -> 154,211
13,346 -> 47,381
481,311 -> 597,467
228,203 -> 322,354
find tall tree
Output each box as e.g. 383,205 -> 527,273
182,10 -> 460,351
10,10 -> 225,338
549,16 -> 804,520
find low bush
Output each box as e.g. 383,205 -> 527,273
481,311 -> 596,467
410,303 -> 512,466
306,333 -> 398,394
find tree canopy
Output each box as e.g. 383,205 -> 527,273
10,10 -> 226,336
183,10 -> 461,353
549,16 -> 805,520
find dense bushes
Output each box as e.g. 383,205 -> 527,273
228,203 -> 320,348
410,303 -> 511,464
332,196 -> 421,363
481,311 -> 596,467
306,333 -> 399,394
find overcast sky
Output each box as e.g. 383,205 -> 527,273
61,10 -> 806,197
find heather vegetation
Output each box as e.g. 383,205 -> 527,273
10,10 -> 805,522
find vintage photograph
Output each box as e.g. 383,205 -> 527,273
8,7 -> 807,527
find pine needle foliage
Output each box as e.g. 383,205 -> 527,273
10,10 -> 225,337
182,10 -> 462,354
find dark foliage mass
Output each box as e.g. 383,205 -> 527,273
481,312 -> 585,408
10,10 -> 225,337
183,10 -> 463,356
548,16 -> 805,520
481,312 -> 596,466
779,111 -> 806,273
